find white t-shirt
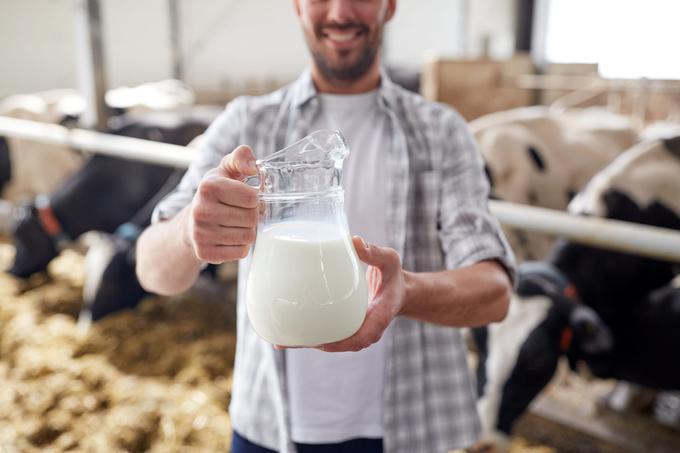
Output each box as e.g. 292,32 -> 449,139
285,90 -> 391,444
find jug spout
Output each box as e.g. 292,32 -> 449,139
247,130 -> 349,199
262,129 -> 348,167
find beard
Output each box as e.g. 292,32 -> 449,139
308,22 -> 382,83
311,43 -> 379,82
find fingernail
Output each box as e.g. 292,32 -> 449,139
247,160 -> 257,171
359,237 -> 369,249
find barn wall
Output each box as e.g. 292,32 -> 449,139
0,0 -> 518,99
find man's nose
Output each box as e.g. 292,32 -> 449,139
327,0 -> 357,24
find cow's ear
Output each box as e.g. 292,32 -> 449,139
527,146 -> 547,172
566,188 -> 578,202
663,136 -> 680,159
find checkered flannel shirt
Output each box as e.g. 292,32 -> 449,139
153,69 -> 516,453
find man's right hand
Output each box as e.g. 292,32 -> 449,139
184,145 -> 260,264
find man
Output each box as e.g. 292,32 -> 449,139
136,0 -> 515,452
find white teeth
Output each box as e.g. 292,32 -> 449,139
327,31 -> 355,42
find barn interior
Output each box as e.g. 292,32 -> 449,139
1,0 -> 679,452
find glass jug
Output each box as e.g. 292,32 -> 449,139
244,130 -> 369,347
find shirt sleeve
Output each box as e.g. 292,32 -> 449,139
436,109 -> 517,285
152,97 -> 246,223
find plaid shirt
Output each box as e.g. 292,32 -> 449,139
154,69 -> 516,452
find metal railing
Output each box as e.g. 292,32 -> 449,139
0,115 -> 192,169
1,115 -> 680,262
490,201 -> 680,262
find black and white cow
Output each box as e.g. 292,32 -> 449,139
78,132 -> 231,321
475,263 -> 614,441
470,106 -> 638,261
475,136 -> 680,444
0,81 -> 195,204
80,168 -> 185,322
8,107 -> 217,279
0,90 -> 88,204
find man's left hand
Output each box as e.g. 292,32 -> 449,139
318,236 -> 406,353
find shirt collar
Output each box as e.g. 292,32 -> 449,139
290,68 -> 317,109
289,66 -> 400,112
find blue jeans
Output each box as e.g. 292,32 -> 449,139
231,431 -> 383,453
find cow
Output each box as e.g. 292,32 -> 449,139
8,107 -> 218,279
79,160 -> 190,322
475,136 -> 680,446
470,106 -> 639,261
77,135 -> 218,322
0,80 -> 197,235
0,81 -> 195,204
474,263 -> 615,446
0,90 -> 87,205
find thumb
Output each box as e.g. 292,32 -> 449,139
352,236 -> 401,273
220,145 -> 257,179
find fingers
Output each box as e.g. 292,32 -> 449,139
197,175 -> 259,209
315,237 -> 405,353
192,225 -> 257,246
319,297 -> 395,353
185,146 -> 262,264
352,236 -> 401,272
220,145 -> 258,179
273,345 -> 304,350
194,244 -> 250,264
189,202 -> 257,263
192,203 -> 259,229
320,311 -> 388,353
189,219 -> 255,262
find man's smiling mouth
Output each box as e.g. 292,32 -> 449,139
324,29 -> 363,42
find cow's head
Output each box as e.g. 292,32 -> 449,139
81,226 -> 148,323
512,262 -> 612,370
477,262 -> 613,439
9,202 -> 59,278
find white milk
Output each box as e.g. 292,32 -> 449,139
246,220 -> 369,346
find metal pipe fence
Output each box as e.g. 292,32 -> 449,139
2,115 -> 680,262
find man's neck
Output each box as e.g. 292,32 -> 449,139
311,59 -> 382,95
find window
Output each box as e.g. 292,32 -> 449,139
539,0 -> 680,79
